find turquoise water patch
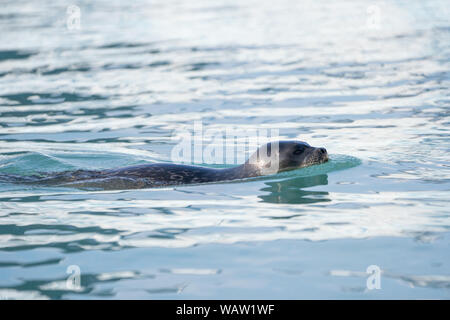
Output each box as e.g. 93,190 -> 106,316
277,154 -> 361,178
0,151 -> 149,176
0,152 -> 75,175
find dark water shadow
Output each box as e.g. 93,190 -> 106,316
258,174 -> 329,204
0,271 -> 149,299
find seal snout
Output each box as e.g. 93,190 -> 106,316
315,147 -> 328,162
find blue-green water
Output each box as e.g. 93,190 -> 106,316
0,0 -> 449,299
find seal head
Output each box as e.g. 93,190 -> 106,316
246,140 -> 328,175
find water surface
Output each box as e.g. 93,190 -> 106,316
0,0 -> 449,299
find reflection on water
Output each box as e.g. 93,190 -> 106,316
259,174 -> 329,204
0,0 -> 449,299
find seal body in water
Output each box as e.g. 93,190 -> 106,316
2,141 -> 328,190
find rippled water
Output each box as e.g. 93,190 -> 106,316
0,0 -> 449,299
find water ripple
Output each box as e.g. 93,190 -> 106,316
0,0 -> 449,299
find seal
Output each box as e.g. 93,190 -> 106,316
2,141 -> 328,190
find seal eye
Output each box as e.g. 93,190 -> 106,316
293,148 -> 304,155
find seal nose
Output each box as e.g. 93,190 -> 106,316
316,147 -> 328,161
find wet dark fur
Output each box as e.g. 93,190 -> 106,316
0,141 -> 328,190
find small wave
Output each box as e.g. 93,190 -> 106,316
0,50 -> 36,62
0,150 -> 147,178
264,154 -> 361,182
0,152 -> 74,176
